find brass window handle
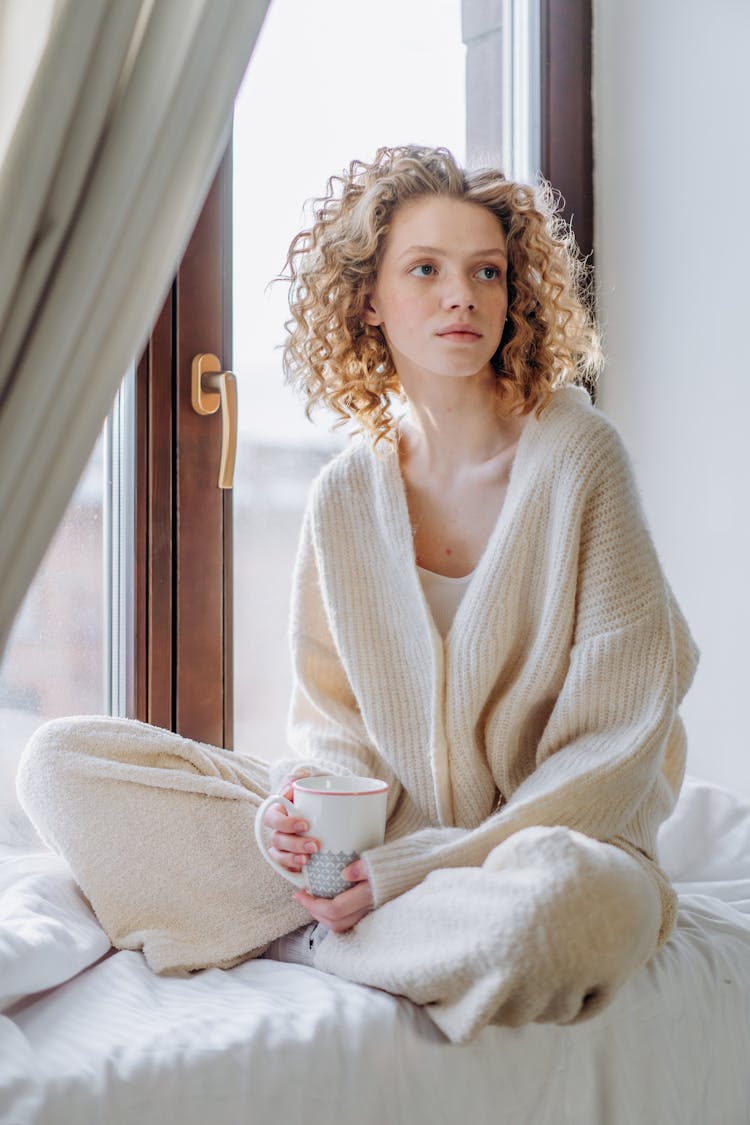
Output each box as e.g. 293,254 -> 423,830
191,353 -> 238,489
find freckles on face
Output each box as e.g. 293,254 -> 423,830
364,196 -> 509,382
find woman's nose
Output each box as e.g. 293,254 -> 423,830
440,274 -> 475,310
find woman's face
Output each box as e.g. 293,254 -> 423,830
363,195 -> 508,388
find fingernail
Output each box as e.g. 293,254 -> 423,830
294,821 -> 308,832
304,841 -> 317,853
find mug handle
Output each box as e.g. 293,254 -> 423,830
254,794 -> 307,890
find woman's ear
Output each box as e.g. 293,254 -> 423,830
362,294 -> 382,327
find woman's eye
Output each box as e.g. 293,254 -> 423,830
409,263 -> 435,277
477,266 -> 500,281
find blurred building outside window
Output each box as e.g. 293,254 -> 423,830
0,435 -> 106,848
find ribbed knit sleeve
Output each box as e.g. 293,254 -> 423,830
269,501 -> 405,823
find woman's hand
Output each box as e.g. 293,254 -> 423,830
263,769 -> 375,932
262,770 -> 320,876
293,859 -> 374,933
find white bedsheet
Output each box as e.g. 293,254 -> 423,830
1,776 -> 749,1125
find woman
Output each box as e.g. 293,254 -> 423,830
18,146 -> 698,1042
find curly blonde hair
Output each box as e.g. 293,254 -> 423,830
282,145 -> 602,446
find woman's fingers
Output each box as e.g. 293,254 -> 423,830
294,878 -> 374,933
268,845 -> 307,871
326,909 -> 370,933
278,768 -> 311,797
263,803 -> 309,834
271,831 -> 320,856
277,830 -> 318,851
261,766 -> 314,837
261,800 -> 320,871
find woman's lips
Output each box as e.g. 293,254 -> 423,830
437,329 -> 481,341
437,324 -> 481,341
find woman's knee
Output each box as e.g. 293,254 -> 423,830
483,825 -> 662,949
16,716 -> 114,819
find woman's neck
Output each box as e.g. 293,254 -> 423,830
398,373 -> 524,477
396,375 -> 528,578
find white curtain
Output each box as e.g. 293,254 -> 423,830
0,0 -> 60,165
0,0 -> 271,656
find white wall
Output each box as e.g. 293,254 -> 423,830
593,0 -> 750,797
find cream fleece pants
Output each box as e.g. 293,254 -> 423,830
16,716 -> 663,1044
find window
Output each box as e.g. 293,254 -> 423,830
1,0 -> 593,798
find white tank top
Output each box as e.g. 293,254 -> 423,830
417,565 -> 474,639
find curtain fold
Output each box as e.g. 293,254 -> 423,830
0,0 -> 271,656
0,0 -> 62,203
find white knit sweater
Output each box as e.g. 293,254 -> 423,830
270,385 -> 699,941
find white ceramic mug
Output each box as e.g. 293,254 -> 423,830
254,775 -> 388,898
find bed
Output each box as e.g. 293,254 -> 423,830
1,773 -> 749,1125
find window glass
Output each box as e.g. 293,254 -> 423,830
0,438 -> 105,847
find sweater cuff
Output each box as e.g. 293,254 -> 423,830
360,827 -> 467,908
609,837 -> 678,948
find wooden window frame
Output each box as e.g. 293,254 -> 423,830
462,0 -> 592,257
134,149 -> 234,747
540,0 -> 593,260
